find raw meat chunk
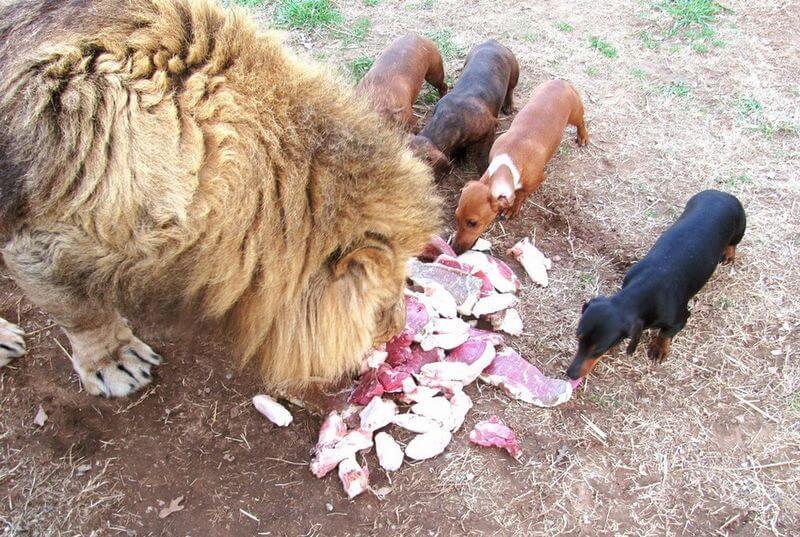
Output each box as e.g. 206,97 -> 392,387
252,395 -> 293,427
469,416 -> 521,459
405,429 -> 452,460
375,432 -> 404,471
507,238 -> 552,287
338,456 -> 369,499
480,348 -> 573,407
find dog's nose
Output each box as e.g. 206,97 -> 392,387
566,359 -> 583,380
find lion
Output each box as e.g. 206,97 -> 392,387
0,0 -> 441,398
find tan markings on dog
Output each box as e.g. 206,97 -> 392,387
0,0 -> 441,393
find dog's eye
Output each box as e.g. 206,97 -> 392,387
466,220 -> 477,228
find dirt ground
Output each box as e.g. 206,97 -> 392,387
2,0 -> 799,535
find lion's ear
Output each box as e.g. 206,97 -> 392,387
333,242 -> 393,280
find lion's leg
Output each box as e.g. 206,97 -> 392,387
0,317 -> 27,367
3,235 -> 162,397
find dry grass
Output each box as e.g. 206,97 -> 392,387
2,0 -> 799,535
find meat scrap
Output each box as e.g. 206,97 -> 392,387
252,395 -> 293,427
338,456 -> 369,499
405,429 -> 453,461
469,416 -> 522,459
359,397 -> 397,432
472,293 -> 518,317
316,411 -> 347,448
310,429 -> 373,478
480,347 -> 573,407
457,251 -> 520,294
393,412 -> 443,433
418,235 -> 457,261
507,237 -> 552,287
375,432 -> 404,471
488,308 -> 524,336
350,368 -> 384,405
407,259 -> 482,314
448,389 -> 473,432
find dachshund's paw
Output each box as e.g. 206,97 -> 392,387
647,337 -> 671,365
0,318 -> 27,368
76,338 -> 162,397
577,133 -> 590,147
721,244 -> 736,265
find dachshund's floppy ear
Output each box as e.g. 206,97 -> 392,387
625,318 -> 645,355
489,193 -> 512,213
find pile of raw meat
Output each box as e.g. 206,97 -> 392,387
255,236 -> 581,499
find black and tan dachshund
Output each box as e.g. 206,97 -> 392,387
567,190 -> 746,379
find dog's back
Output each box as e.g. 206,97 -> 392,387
624,190 -> 746,302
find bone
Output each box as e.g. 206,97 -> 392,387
507,237 -> 552,287
457,251 -> 520,293
310,429 -> 373,478
471,238 -> 492,251
448,389 -> 473,432
480,347 -> 573,407
472,293 -> 518,317
469,416 -> 521,459
411,396 -> 452,426
405,429 -> 453,460
338,456 -> 369,499
488,308 -> 524,336
418,331 -> 470,351
252,395 -> 293,427
393,412 -> 444,433
317,411 -> 347,448
359,397 -> 397,432
375,432 -> 404,471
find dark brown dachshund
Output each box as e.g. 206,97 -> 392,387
452,80 -> 588,253
357,33 -> 447,131
409,39 -> 518,177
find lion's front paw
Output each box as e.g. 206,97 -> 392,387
77,338 -> 162,397
0,318 -> 27,368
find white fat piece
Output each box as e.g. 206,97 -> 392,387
487,154 -> 522,201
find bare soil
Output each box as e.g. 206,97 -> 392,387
2,0 -> 799,535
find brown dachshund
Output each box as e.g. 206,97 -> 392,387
409,39 -> 518,177
452,80 -> 588,253
357,33 -> 447,131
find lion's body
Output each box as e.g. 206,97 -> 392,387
0,0 -> 440,390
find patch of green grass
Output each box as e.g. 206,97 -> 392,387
578,271 -> 597,287
349,56 -> 374,82
557,22 -> 574,32
639,31 -> 661,49
418,83 -> 441,104
717,297 -> 733,310
363,0 -> 379,5
522,33 -> 539,43
719,173 -> 752,189
657,0 -> 728,52
753,120 -> 798,139
274,0 -> 341,29
665,80 -> 690,96
644,208 -> 658,219
230,0 -> 265,6
630,68 -> 647,80
340,16 -> 370,43
661,0 -> 722,35
585,65 -> 600,77
426,29 -> 462,58
587,393 -> 622,408
736,97 -> 762,116
589,37 -> 618,58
